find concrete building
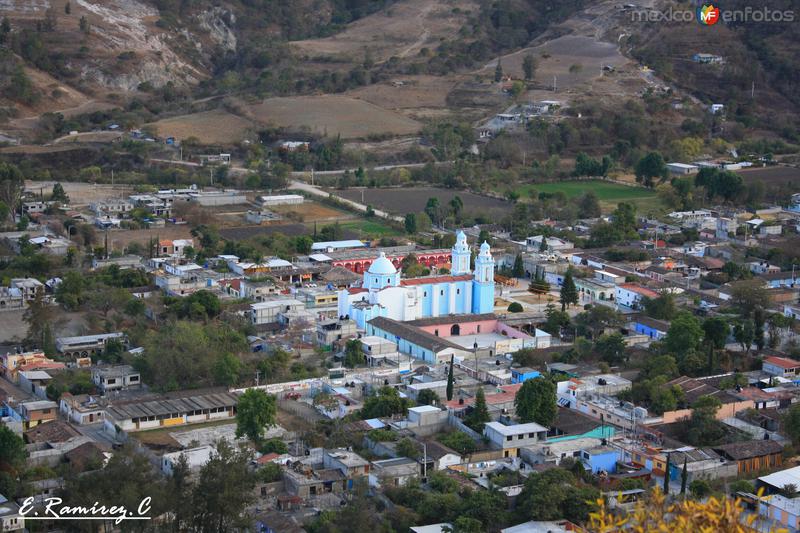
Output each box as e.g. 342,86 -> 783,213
0,495 -> 24,532
369,457 -> 419,488
56,332 -> 125,358
483,421 -> 548,458
251,299 -> 306,326
91,365 -> 142,393
59,394 -> 105,425
259,194 -> 304,207
104,392 -> 238,433
161,445 -> 216,475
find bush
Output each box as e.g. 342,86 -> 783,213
690,479 -> 712,499
728,479 -> 754,494
437,432 -> 477,454
259,438 -> 288,455
507,302 -> 523,313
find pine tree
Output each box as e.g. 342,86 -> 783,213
494,59 -> 503,82
512,254 -> 524,278
680,457 -> 688,496
465,387 -> 490,432
560,269 -> 579,311
446,355 -> 454,401
539,237 -> 547,252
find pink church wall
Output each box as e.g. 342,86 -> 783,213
417,319 -> 498,336
495,322 -> 532,339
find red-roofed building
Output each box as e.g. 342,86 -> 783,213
400,274 -> 473,287
763,356 -> 800,378
446,383 -> 522,414
615,283 -> 660,310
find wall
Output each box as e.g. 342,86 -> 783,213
661,399 -> 755,424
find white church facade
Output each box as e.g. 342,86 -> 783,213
337,232 -> 496,329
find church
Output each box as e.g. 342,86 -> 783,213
337,231 -> 496,329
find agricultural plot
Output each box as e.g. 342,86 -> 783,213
147,109 -> 255,144
245,96 -> 422,139
736,166 -> 800,185
514,180 -> 660,213
336,187 -> 510,216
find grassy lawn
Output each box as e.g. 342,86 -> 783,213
337,219 -> 403,238
511,180 -> 662,214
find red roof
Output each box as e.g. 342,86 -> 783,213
257,453 -> 280,464
618,283 -> 660,299
764,356 -> 800,370
400,275 -> 473,286
445,383 -> 522,410
347,287 -> 368,294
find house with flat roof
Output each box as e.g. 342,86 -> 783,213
161,445 -> 216,475
483,421 -> 548,458
91,365 -> 142,393
14,400 -> 58,430
59,393 -> 105,425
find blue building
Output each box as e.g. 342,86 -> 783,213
580,446 -> 619,474
338,231 -> 496,329
633,316 -> 670,340
510,367 -> 541,384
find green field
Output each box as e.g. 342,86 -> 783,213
336,219 -> 403,238
513,180 -> 662,213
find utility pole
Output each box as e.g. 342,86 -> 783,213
553,75 -> 557,92
255,370 -> 261,387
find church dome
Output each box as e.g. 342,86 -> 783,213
479,241 -> 491,254
368,252 -> 397,275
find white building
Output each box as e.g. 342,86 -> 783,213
259,194 -> 304,207
161,445 -> 217,475
483,421 -> 548,457
251,299 -> 306,325
667,163 -> 699,176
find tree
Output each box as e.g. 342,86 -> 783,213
785,402 -> 800,444
65,2 -> 71,14
446,355 -> 455,401
516,468 -> 599,523
528,271 -> 550,297
396,437 -> 418,459
508,302 -> 523,313
664,311 -> 704,354
512,254 -> 524,278
753,306 -> 766,350
663,452 -> 671,494
595,333 -> 627,366
424,197 -> 442,226
0,162 -> 24,223
404,213 -> 417,234
449,195 -> 463,220
578,191 -> 602,218
79,15 -> 89,33
634,152 -> 668,187
0,425 -> 26,496
515,377 -> 557,427
522,54 -> 537,80
559,269 -> 578,311
343,338 -> 364,368
643,291 -> 677,320
192,441 -> 255,532
542,304 -> 571,336
446,516 -> 484,533
575,305 -> 623,339
417,388 -> 439,406
465,388 -> 490,432
685,396 -> 725,446
235,389 -> 277,443
494,59 -> 503,82
733,319 -> 755,355
680,457 -> 688,495
730,279 -> 772,316
24,287 -> 56,351
213,353 -> 241,386
51,182 -> 69,203
361,386 -> 409,419
689,479 -> 712,499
